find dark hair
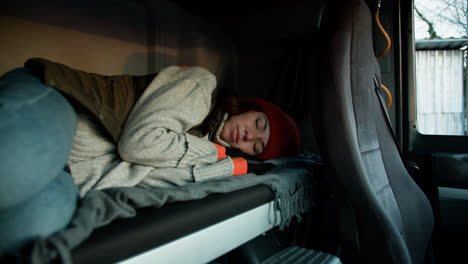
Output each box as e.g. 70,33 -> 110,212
193,95 -> 264,131
215,95 -> 263,116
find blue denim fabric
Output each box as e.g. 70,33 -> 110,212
0,68 -> 79,253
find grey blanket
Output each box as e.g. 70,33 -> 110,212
29,154 -> 322,263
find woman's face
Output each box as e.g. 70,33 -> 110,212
220,111 -> 270,156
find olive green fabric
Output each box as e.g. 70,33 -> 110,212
25,58 -> 156,142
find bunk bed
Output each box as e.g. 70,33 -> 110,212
31,156 -> 322,263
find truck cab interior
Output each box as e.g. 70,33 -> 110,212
1,0 -> 467,263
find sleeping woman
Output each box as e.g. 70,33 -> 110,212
0,58 -> 300,254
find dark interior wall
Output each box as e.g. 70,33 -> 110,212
143,0 -> 232,83
227,0 -> 325,97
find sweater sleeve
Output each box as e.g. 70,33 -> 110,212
213,143 -> 227,160
232,158 -> 248,176
118,66 -> 219,168
140,156 -> 246,188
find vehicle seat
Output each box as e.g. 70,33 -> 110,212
314,0 -> 434,263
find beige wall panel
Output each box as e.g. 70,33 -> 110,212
0,16 -> 148,76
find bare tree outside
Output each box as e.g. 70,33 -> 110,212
439,0 -> 468,36
415,6 -> 441,39
415,0 -> 467,39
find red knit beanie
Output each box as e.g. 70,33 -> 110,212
250,98 -> 301,160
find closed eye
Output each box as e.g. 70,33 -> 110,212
253,115 -> 268,154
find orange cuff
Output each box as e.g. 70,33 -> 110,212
214,143 -> 227,160
232,158 -> 248,176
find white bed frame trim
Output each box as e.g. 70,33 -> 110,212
119,201 -> 280,264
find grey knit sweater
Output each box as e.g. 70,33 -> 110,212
68,66 -> 236,196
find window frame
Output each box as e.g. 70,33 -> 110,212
404,0 -> 468,154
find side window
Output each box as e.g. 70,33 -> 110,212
414,0 -> 467,136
